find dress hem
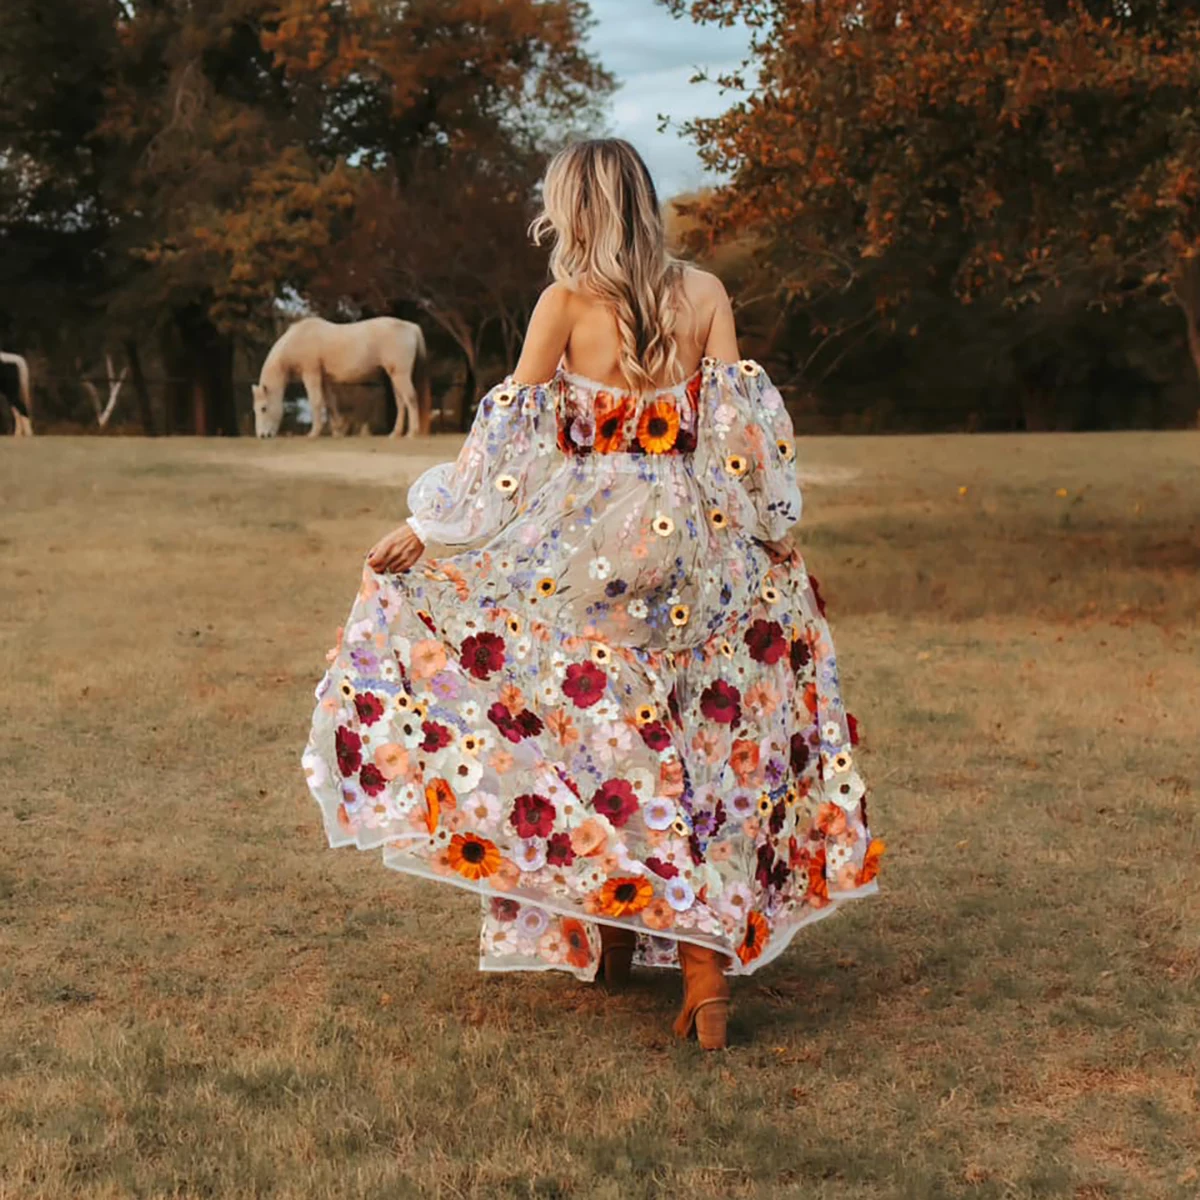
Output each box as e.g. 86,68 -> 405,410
309,796 -> 879,979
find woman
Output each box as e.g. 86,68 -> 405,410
303,139 -> 883,1050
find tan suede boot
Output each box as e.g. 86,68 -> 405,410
674,942 -> 731,1050
596,923 -> 637,987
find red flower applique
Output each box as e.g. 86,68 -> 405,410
335,726 -> 362,776
460,631 -> 506,680
359,763 -> 386,796
639,720 -> 672,752
546,831 -> 576,867
699,679 -> 741,725
562,661 -> 607,708
644,856 -> 679,880
512,793 -> 556,838
421,720 -> 453,752
744,618 -> 787,665
590,778 -> 638,827
488,702 -> 522,744
353,692 -> 385,725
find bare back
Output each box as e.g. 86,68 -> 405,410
513,267 -> 739,391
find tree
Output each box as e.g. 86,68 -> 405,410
1,0 -> 610,433
673,1 -> 1200,423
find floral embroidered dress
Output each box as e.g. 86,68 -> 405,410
303,358 -> 882,979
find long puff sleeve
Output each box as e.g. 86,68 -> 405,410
406,377 -> 563,547
694,359 -> 803,542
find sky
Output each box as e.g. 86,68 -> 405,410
585,1 -> 754,198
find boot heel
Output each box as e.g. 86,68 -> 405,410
693,998 -> 728,1051
596,926 -> 636,987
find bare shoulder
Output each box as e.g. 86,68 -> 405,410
680,266 -> 731,306
533,280 -> 578,315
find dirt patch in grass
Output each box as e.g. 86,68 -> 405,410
1,432 -> 1197,1199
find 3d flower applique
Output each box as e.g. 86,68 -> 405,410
738,360 -> 762,378
652,513 -> 675,537
637,399 -> 680,454
724,454 -> 749,478
447,832 -> 502,880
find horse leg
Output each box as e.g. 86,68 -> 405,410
304,370 -> 326,437
388,368 -> 418,439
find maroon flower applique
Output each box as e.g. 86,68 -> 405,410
790,635 -> 811,672
645,856 -> 679,880
744,618 -> 787,665
639,720 -> 672,752
460,631 -> 506,680
562,661 -> 607,708
808,574 -> 827,616
488,702 -> 523,744
789,732 -> 811,775
516,708 -> 544,737
546,831 -> 576,867
359,763 -> 386,796
421,720 -> 453,753
353,691 -> 385,725
590,778 -> 638,827
512,793 -> 556,838
335,726 -> 362,776
699,679 -> 742,725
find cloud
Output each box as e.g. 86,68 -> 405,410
586,1 -> 753,197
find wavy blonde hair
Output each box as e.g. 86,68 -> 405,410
530,139 -> 684,391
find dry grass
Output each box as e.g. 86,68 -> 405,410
1,431 -> 1198,1200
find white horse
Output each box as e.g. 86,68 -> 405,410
252,316 -> 431,438
0,351 -> 33,436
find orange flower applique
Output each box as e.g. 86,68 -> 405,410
424,777 -> 456,832
446,832 -> 501,881
641,897 -> 675,931
545,708 -> 579,746
570,817 -> 609,858
857,838 -> 886,887
409,639 -> 447,680
561,918 -> 593,969
594,391 -> 633,454
807,847 -> 830,904
636,399 -> 680,454
729,738 -> 761,785
594,875 -> 654,917
737,911 -> 770,965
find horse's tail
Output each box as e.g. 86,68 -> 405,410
412,324 -> 432,434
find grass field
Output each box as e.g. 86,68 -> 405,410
1,432 -> 1198,1200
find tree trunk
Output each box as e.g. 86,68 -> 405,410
125,338 -> 156,435
176,305 -> 240,436
160,324 -> 192,434
1177,258 -> 1200,408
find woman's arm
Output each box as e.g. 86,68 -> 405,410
368,285 -> 572,573
512,283 -> 574,385
703,275 -> 740,362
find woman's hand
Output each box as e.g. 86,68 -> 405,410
758,537 -> 795,566
366,523 -> 425,574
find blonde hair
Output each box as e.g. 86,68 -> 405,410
530,139 -> 683,391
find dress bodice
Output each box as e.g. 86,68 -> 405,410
554,366 -> 703,457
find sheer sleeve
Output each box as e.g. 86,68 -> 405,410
406,376 -> 564,547
694,359 -> 803,541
